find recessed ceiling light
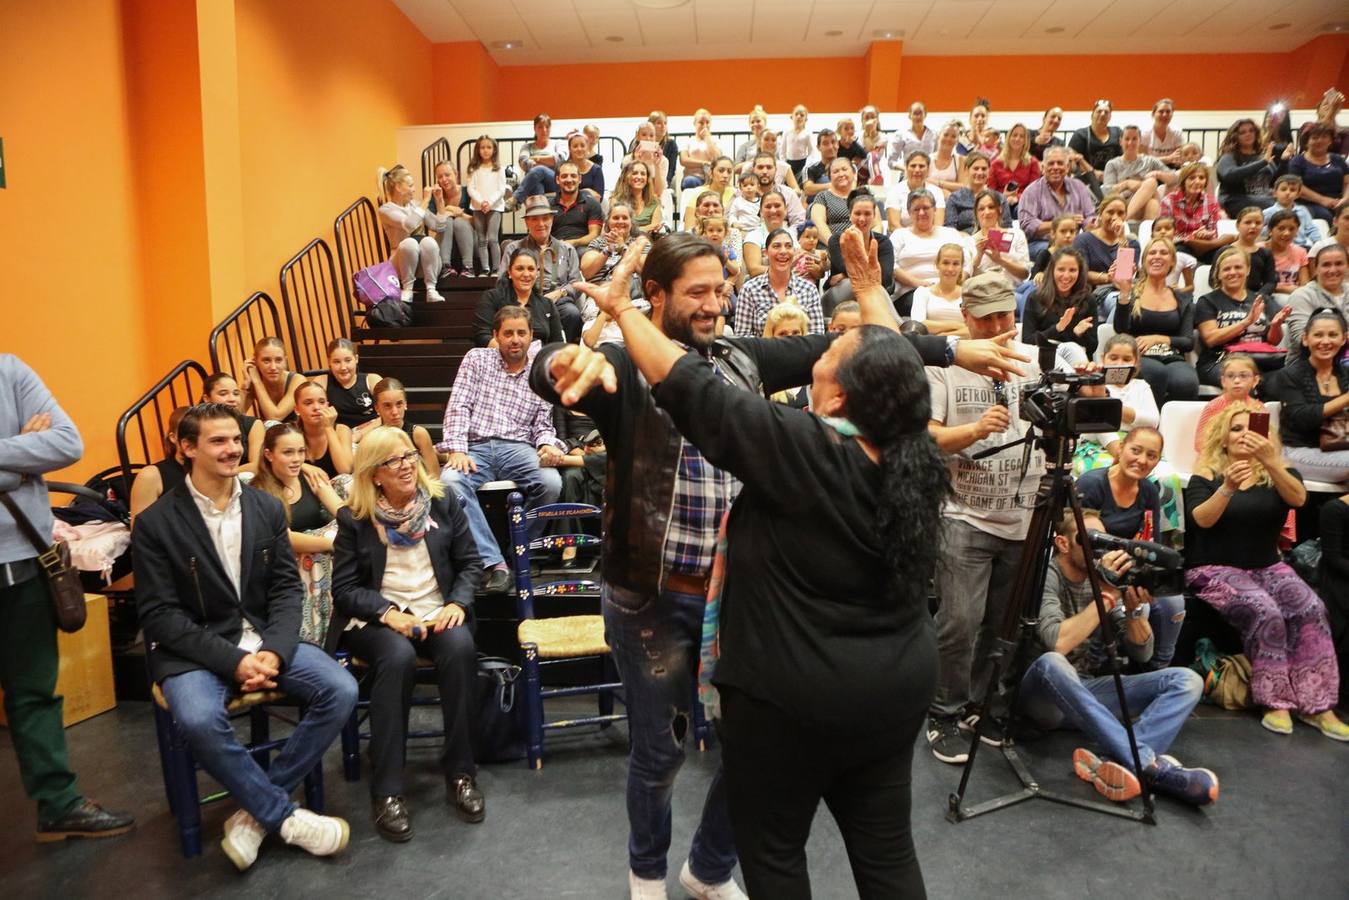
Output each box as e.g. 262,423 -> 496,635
824,29 -> 843,37
872,29 -> 905,39
605,35 -> 624,42
1267,22 -> 1291,30
631,0 -> 690,8
490,39 -> 524,49
1045,26 -> 1065,34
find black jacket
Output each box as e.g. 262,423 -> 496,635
1022,291 -> 1099,359
531,332 -> 948,598
134,482 -> 303,684
1267,357 -> 1349,449
329,495 -> 480,652
473,284 -> 563,348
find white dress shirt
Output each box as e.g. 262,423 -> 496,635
186,475 -> 261,652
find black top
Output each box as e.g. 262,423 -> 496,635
1266,358 -> 1349,448
1030,135 -> 1065,161
326,372 -> 375,429
836,139 -> 867,163
1194,289 -> 1280,371
235,413 -> 259,465
133,484 -> 302,682
1315,499 -> 1349,615
1072,231 -> 1140,276
308,441 -> 338,478
473,283 -> 564,348
329,497 -> 480,652
154,458 -> 187,495
1076,467 -> 1163,541
811,191 -> 850,238
1113,290 -> 1195,355
289,476 -> 333,532
1184,471 -> 1301,570
1022,291 -> 1099,359
826,230 -> 894,289
551,193 -> 603,242
1069,126 -> 1124,172
653,351 -> 937,734
1244,247 -> 1278,298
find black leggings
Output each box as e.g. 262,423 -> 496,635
719,687 -> 928,899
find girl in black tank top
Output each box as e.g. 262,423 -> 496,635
153,457 -> 187,494
323,339 -> 381,431
289,475 -> 335,532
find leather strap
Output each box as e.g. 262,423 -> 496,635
664,571 -> 710,597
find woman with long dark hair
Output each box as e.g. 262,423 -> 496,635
564,230 -> 948,897
472,246 -> 563,348
1022,247 -> 1098,364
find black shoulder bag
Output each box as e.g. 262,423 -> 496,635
0,492 -> 86,632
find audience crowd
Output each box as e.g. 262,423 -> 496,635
6,92 -> 1349,899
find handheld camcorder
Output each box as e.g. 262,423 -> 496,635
1018,343 -> 1123,437
1088,531 -> 1184,595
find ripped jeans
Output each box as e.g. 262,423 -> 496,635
603,584 -> 737,883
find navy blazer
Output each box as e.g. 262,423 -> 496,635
133,482 -> 303,683
329,494 -> 480,651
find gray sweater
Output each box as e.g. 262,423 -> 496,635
0,355 -> 83,566
1037,558 -> 1153,676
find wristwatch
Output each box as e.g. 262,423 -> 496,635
1126,605 -> 1148,620
945,335 -> 959,366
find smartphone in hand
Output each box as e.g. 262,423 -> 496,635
1248,411 -> 1270,438
1114,247 -> 1136,283
988,229 -> 1012,252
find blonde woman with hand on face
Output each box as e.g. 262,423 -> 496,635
377,164 -> 449,303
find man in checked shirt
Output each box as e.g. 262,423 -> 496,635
531,232 -> 1028,900
437,305 -> 565,593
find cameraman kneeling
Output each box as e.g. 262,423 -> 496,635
1018,509 -> 1218,807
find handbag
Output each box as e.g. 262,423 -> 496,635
352,260 -> 401,308
470,656 -> 525,763
1321,411 -> 1349,451
1223,340 -> 1285,372
0,492 -> 87,633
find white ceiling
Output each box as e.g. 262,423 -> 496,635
392,0 -> 1349,65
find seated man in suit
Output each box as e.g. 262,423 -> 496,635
437,307 -> 566,593
133,403 -> 358,871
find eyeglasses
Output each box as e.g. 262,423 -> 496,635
378,451 -> 420,470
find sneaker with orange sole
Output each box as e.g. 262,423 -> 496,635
1072,747 -> 1142,802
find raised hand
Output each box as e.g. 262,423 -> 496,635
954,330 -> 1031,381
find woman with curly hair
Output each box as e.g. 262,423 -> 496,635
1184,402 -> 1347,741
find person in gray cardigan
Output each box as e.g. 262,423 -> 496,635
0,354 -> 134,842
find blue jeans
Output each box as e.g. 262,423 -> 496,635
681,175 -> 706,190
1147,594 -> 1186,669
159,643 -> 358,832
1017,651 -> 1202,770
1014,280 -> 1035,321
440,439 -> 562,567
604,583 -> 737,883
514,166 -> 557,203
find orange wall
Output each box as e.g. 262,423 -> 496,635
0,0 -> 150,482
471,57 -> 868,122
235,0 -> 434,302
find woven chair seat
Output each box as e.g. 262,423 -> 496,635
518,615 -> 609,659
152,682 -> 287,714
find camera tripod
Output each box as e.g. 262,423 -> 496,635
946,425 -> 1156,825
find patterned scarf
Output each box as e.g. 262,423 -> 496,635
374,487 -> 434,547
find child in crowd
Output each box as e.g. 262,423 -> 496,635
1177,141 -> 1205,166
1263,174 -> 1321,249
794,223 -> 828,281
1193,353 -> 1263,452
1264,209 -> 1311,293
1232,206 -> 1278,296
1030,215 -> 1081,285
763,301 -> 811,406
1151,217 -> 1198,291
782,105 -> 813,183
727,172 -> 762,237
827,300 -> 861,333
695,214 -> 741,289
909,243 -> 968,336
466,135 -> 507,275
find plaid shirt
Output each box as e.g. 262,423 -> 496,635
734,274 -> 824,337
663,354 -> 740,576
437,342 -> 563,454
1158,190 -> 1221,240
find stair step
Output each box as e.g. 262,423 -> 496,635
413,302 -> 480,322
353,326 -> 473,342
377,360 -> 465,387
358,342 -> 465,359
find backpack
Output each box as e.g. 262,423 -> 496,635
365,297 -> 412,328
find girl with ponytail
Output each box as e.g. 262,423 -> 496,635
562,229 -> 956,898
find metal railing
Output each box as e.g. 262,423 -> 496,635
420,138 -> 453,190
116,360 -> 208,490
279,238 -> 345,374
333,196 -> 389,312
208,291 -> 283,379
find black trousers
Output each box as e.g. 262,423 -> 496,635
342,622 -> 478,797
718,687 -> 928,900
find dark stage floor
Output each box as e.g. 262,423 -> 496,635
0,700 -> 1345,899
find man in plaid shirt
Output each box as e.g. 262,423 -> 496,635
437,305 -> 565,592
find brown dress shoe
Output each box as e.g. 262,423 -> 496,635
372,795 -> 412,843
449,775 -> 484,823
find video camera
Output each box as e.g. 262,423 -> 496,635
1017,343 -> 1123,437
1088,531 -> 1184,595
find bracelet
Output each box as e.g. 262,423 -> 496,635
611,305 -> 639,319
1217,486 -> 1235,498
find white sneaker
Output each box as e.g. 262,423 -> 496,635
399,288 -> 414,303
679,860 -> 748,900
279,808 -> 350,857
220,809 -> 266,872
426,287 -> 446,303
629,869 -> 669,900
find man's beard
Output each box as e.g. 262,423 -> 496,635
662,307 -> 715,352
